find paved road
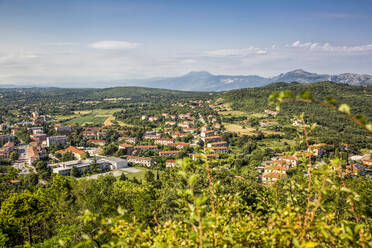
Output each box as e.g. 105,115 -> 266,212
13,144 -> 31,174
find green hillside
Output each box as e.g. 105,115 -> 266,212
0,86 -> 214,105
221,82 -> 372,149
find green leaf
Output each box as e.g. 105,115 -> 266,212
338,104 -> 350,115
188,174 -> 198,186
275,104 -> 281,112
279,90 -> 294,100
298,90 -> 312,100
117,206 -> 125,216
366,123 -> 372,132
269,92 -> 279,100
302,241 -> 318,248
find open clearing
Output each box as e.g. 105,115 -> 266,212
223,123 -> 256,135
57,108 -> 126,126
218,110 -> 247,117
124,166 -> 158,180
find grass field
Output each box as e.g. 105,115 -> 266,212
57,108 -> 126,126
124,166 -> 158,181
223,123 -> 256,135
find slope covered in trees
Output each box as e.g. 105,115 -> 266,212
0,87 -> 214,105
222,82 -> 372,150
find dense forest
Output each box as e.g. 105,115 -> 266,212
0,87 -> 214,105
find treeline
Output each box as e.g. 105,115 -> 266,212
0,157 -> 370,247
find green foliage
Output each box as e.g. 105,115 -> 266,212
224,82 -> 372,149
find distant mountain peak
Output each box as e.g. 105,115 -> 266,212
184,71 -> 213,77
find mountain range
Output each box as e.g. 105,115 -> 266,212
137,69 -> 372,91
1,69 -> 371,91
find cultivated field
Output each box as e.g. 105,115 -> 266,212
56,108 -> 126,126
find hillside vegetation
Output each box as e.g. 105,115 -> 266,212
222,82 -> 372,149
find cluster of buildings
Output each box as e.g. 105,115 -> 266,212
51,157 -> 128,176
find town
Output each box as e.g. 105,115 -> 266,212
1,90 -> 371,185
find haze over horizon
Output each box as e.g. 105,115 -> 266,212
1,0 -> 372,85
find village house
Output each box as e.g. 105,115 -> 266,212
292,118 -> 303,126
264,109 -> 279,117
117,130 -> 130,135
28,146 -> 46,164
143,134 -> 160,140
0,142 -> 15,159
210,146 -> 228,153
214,123 -> 222,129
166,159 -> 176,168
201,130 -> 215,137
171,132 -> 187,139
47,135 -> 68,147
51,157 -> 128,176
183,128 -> 197,133
118,143 -> 134,154
168,143 -> 189,149
154,138 -> 175,145
165,121 -> 176,126
119,137 -> 137,144
262,165 -> 288,183
127,156 -> 154,167
0,134 -> 15,143
200,125 -> 208,132
346,164 -> 365,176
134,145 -> 158,151
56,146 -> 86,160
363,159 -> 372,166
177,122 -> 190,128
207,141 -> 228,148
141,115 -> 148,120
202,135 -> 221,142
308,143 -> 328,156
88,140 -> 106,146
204,154 -> 220,160
148,116 -> 159,122
279,155 -> 300,167
55,125 -> 73,133
159,150 -> 181,157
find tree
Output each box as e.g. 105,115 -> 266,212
70,166 -> 80,178
9,151 -> 19,161
102,144 -> 118,156
23,173 -> 39,189
62,152 -> 75,162
0,192 -> 46,245
34,160 -> 52,180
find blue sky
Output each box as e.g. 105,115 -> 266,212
0,0 -> 372,84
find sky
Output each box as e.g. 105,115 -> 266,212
0,0 -> 372,85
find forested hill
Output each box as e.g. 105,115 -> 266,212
221,81 -> 372,149
0,86 -> 214,105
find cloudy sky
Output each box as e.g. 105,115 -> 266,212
1,0 -> 372,85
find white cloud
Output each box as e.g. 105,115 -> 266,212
205,47 -> 267,57
89,40 -> 139,50
291,40 -> 372,52
180,59 -> 197,64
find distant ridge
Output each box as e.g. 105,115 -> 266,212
136,69 -> 372,91
1,69 -> 371,91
